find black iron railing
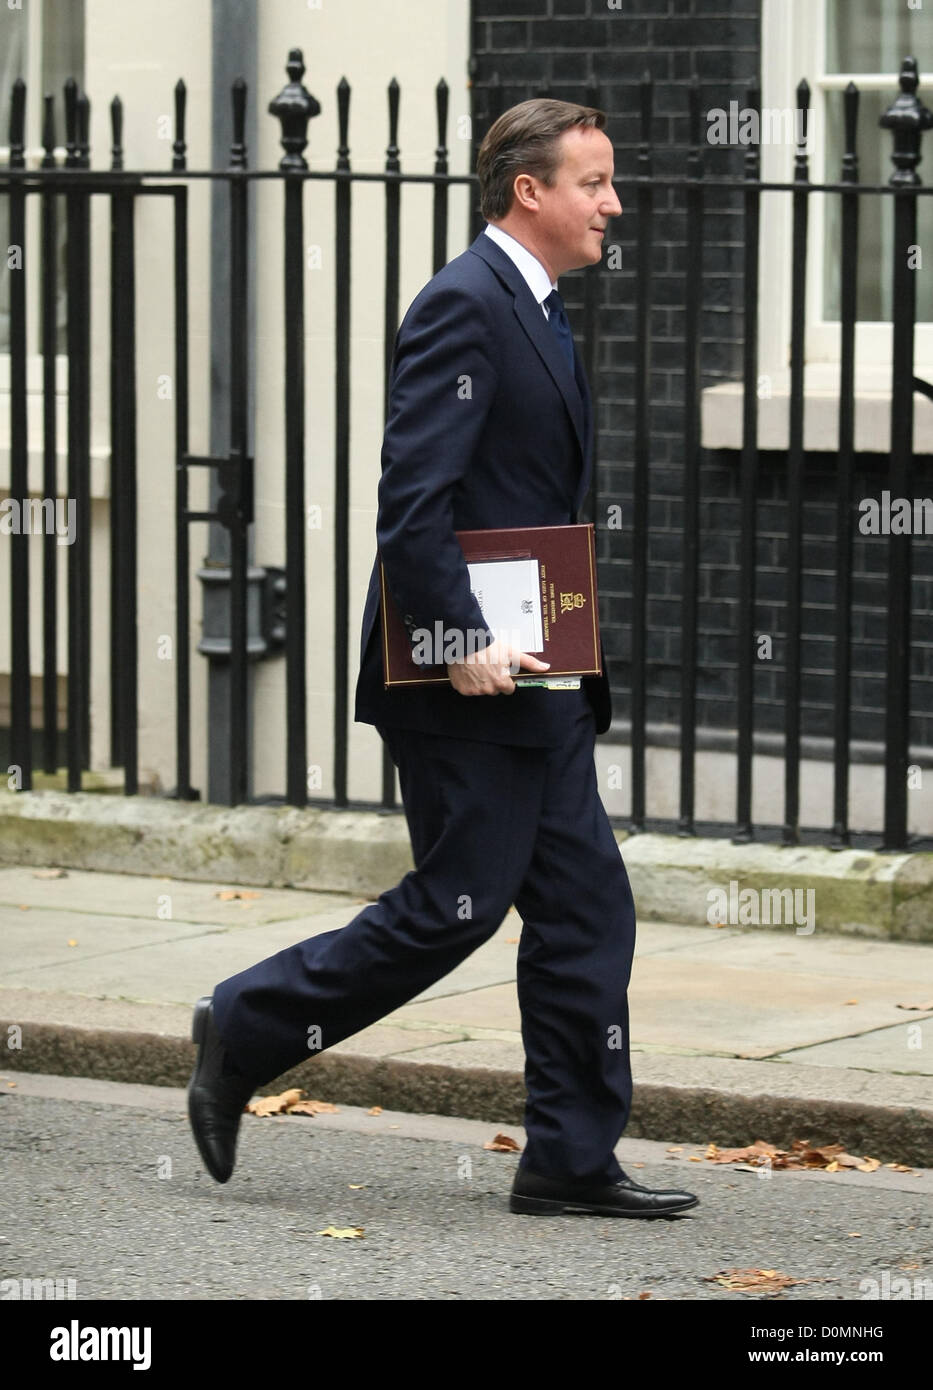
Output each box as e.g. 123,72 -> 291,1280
1,48 -> 932,852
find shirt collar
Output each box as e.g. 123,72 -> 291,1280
483,223 -> 557,306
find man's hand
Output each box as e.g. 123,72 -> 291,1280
447,639 -> 550,696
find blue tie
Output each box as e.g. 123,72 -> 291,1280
544,289 -> 575,375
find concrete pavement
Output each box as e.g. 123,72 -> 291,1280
0,865 -> 931,1163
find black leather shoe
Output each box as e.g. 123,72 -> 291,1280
509,1166 -> 699,1218
187,995 -> 257,1184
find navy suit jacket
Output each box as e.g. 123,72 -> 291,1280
354,230 -> 611,747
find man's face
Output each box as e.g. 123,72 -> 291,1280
529,126 -> 622,277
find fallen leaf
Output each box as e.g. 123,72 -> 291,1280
504,937 -> 519,944
896,1000 -> 933,1011
367,1106 -> 383,1116
33,868 -> 68,879
844,998 -> 860,1005
483,1133 -> 522,1153
286,1099 -> 339,1116
848,1233 -> 862,1238
7,1082 -> 16,1088
317,1227 -> 364,1239
688,1156 -> 703,1162
703,1137 -> 893,1173
705,1139 -> 779,1166
705,1267 -> 803,1293
667,1146 -> 683,1153
247,1088 -> 305,1117
215,889 -> 262,902
18,905 -> 29,911
348,1184 -> 366,1190
67,939 -> 78,947
887,1163 -> 915,1173
638,1292 -> 652,1299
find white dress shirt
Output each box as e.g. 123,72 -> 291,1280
483,223 -> 557,318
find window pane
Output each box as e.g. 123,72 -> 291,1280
823,88 -> 933,322
824,0 -> 933,324
826,0 -> 928,75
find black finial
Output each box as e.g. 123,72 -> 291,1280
842,80 -> 860,184
794,78 -> 810,183
41,93 -> 56,169
744,76 -> 760,179
77,93 -> 90,168
9,77 -> 25,168
173,79 -> 187,171
64,77 -> 78,167
230,76 -> 247,168
268,47 -> 321,172
687,73 -> 704,178
336,76 -> 350,171
435,78 -> 448,172
880,56 -> 933,186
386,78 -> 400,172
110,96 -> 123,171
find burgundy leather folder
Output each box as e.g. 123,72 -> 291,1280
380,523 -> 601,687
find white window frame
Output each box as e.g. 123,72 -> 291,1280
760,0 -> 933,372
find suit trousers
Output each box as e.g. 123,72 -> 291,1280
211,695 -> 637,1182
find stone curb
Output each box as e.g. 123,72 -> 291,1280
2,790 -> 932,940
4,1018 -> 930,1167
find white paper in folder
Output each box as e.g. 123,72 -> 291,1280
467,557 -> 544,653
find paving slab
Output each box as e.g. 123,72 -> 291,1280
774,1022 -> 933,1074
0,907 -> 225,973
0,866 -> 354,926
393,982 -> 523,1034
627,955 -> 926,1057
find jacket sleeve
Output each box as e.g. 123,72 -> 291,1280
376,279 -> 499,654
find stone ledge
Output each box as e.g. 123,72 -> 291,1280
1,790 -> 932,939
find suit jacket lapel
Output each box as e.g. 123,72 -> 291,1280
469,234 -> 587,464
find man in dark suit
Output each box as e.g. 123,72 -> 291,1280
188,98 -> 698,1219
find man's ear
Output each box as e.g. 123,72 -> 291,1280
512,173 -> 540,213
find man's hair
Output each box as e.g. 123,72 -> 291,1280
477,98 -> 607,222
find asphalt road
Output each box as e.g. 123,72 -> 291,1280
2,1070 -> 931,1311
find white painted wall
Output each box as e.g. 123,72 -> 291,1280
251,0 -> 473,804
1,0 -> 471,804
